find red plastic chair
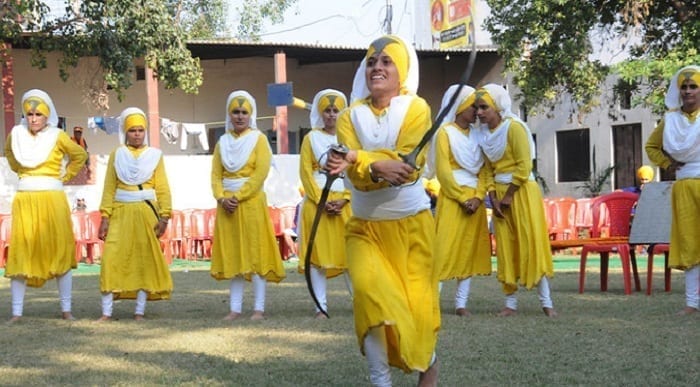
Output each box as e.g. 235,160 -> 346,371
547,197 -> 577,240
72,211 -> 103,264
160,210 -> 187,262
579,191 -> 640,295
268,206 -> 287,260
574,198 -> 593,238
645,243 -> 671,295
0,214 -> 11,268
188,209 -> 215,260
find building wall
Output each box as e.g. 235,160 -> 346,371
526,76 -> 658,198
1,48 -> 505,211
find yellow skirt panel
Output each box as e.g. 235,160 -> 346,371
297,191 -> 350,278
4,191 -> 77,287
492,181 -> 553,291
346,210 -> 440,373
100,202 -> 173,300
434,191 -> 492,280
669,179 -> 700,270
210,191 -> 286,283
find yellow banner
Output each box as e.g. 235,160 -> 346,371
430,0 -> 476,49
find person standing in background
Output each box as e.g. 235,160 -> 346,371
433,84 -> 492,317
476,84 -> 557,318
97,107 -> 173,321
210,90 -> 286,321
298,89 -> 353,319
3,89 -> 88,322
645,64 -> 700,315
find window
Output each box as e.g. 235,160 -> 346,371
136,66 -> 146,81
556,129 -> 590,182
613,79 -> 636,110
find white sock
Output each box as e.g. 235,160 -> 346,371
685,265 -> 699,310
11,279 -> 26,317
538,276 -> 554,309
134,290 -> 147,316
101,292 -> 114,317
310,266 -> 328,313
229,277 -> 245,313
252,274 -> 267,312
455,277 -> 472,309
57,271 -> 72,313
364,327 -> 391,387
438,281 -> 443,294
505,292 -> 518,310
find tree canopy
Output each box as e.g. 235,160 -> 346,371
0,0 -> 297,110
484,0 -> 699,115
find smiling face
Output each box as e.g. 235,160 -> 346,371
125,126 -> 146,148
25,110 -> 48,134
229,108 -> 251,133
680,78 -> 699,113
365,51 -> 401,100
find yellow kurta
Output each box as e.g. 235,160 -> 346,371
297,129 -> 351,278
99,146 -> 173,300
337,96 -> 440,373
645,113 -> 700,270
485,120 -> 553,292
434,127 -> 492,281
4,129 -> 87,287
210,130 -> 285,282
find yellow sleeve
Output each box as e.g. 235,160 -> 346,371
483,152 -> 496,192
435,128 -> 469,203
508,121 -> 534,186
233,134 -> 272,202
57,131 -> 88,182
99,151 -> 118,218
645,118 -> 672,169
4,134 -> 20,172
475,161 -> 489,200
337,97 -> 432,191
211,143 -> 225,200
153,156 -> 172,218
299,133 -> 322,203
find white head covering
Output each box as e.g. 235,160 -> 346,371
20,89 -> 59,127
10,89 -> 62,168
225,90 -> 258,130
350,35 -> 419,102
423,84 -> 477,179
118,107 -> 149,146
665,65 -> 700,110
479,83 -> 537,160
438,84 -> 476,127
309,89 -> 348,129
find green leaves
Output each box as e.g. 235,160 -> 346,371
485,0 -> 699,115
2,1 -> 207,110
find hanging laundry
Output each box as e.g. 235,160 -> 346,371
87,116 -> 105,132
103,116 -> 120,135
180,123 -> 209,151
160,118 -> 179,144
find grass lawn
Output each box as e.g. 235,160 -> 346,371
0,256 -> 697,386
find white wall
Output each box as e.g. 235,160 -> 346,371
0,154 -> 302,215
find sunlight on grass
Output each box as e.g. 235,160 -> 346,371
0,263 -> 696,385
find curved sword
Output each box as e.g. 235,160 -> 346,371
400,25 -> 479,169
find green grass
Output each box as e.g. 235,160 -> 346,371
0,257 -> 697,386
